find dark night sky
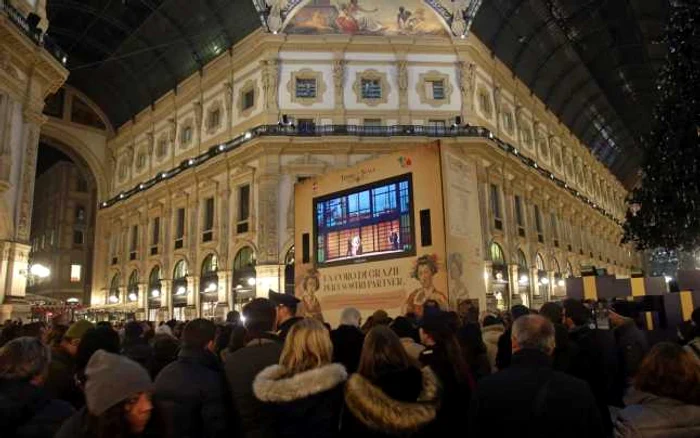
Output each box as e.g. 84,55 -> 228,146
36,143 -> 73,177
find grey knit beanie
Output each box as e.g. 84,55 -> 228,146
85,350 -> 152,415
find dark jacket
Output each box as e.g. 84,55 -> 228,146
56,406 -> 166,438
419,344 -> 473,436
468,349 -> 604,438
0,379 -> 74,438
43,346 -> 81,407
551,323 -> 576,373
330,325 -> 365,373
224,335 -> 283,438
154,347 -> 234,438
276,316 -> 303,341
253,363 -> 347,438
613,320 -> 649,383
341,366 -> 439,438
614,389 -> 700,438
495,328 -> 512,370
122,341 -> 153,371
568,324 -> 620,435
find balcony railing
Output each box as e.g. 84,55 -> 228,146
0,0 -> 67,66
98,123 -> 621,226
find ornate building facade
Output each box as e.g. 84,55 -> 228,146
90,4 -> 641,320
0,0 -> 68,319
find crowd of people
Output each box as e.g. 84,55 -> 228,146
1,291 -> 699,438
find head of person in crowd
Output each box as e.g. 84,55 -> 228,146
539,302 -> 564,325
391,316 -> 419,341
562,299 -> 591,329
0,336 -> 51,385
0,323 -> 21,348
96,321 -> 113,329
226,310 -> 241,325
269,291 -> 300,327
372,309 -> 392,326
182,319 -> 217,353
357,325 -> 421,386
46,324 -> 69,348
633,342 -> 700,405
243,298 -> 277,337
609,300 -> 640,327
82,350 -> 154,435
420,309 -> 471,384
279,318 -> 334,377
149,334 -> 180,379
123,321 -> 146,347
457,322 -> 487,361
423,300 -> 440,313
20,321 -> 47,341
75,326 -> 121,387
446,311 -> 461,332
481,314 -> 502,328
62,320 -> 95,357
340,307 -> 362,328
511,314 -> 555,355
677,320 -> 696,344
510,305 -> 530,325
227,325 -> 248,355
214,324 -> 234,359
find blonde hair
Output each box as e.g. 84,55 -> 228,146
279,318 -> 333,376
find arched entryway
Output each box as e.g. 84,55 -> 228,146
232,247 -> 256,311
488,242 -> 508,310
108,273 -> 120,304
172,260 -> 188,320
200,254 -> 219,318
516,250 -> 529,307
148,266 -> 162,321
534,253 -> 548,305
127,269 -> 139,303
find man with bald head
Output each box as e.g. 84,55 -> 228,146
468,315 -> 604,437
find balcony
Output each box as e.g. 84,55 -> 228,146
0,0 -> 67,66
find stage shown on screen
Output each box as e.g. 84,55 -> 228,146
314,173 -> 415,266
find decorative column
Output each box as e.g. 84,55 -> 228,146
396,58 -> 410,124
458,60 -> 476,122
260,58 -> 280,123
161,279 -> 173,321
332,57 -> 346,123
255,157 -> 283,294
508,263 -> 520,308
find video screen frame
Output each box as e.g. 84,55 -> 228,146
313,172 -> 417,267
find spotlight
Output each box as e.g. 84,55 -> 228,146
512,148 -> 519,155
119,193 -> 124,199
557,280 -> 566,287
188,159 -> 194,165
519,275 -> 529,285
218,144 -> 225,151
247,277 -> 256,286
101,202 -> 107,207
664,275 -> 672,283
108,295 -> 119,303
177,286 -> 186,295
151,289 -> 160,297
451,116 -> 462,128
205,282 -> 217,292
244,131 -> 252,140
128,292 -> 137,301
540,277 -> 550,285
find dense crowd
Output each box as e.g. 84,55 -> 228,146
1,291 -> 699,438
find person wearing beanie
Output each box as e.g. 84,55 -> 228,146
330,307 -> 365,373
609,300 -> 649,393
55,350 -> 155,438
390,316 -> 425,360
44,319 -> 94,407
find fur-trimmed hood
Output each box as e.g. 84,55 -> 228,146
253,363 -> 347,403
344,367 -> 439,434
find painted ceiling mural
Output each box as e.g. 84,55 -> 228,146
281,0 -> 451,36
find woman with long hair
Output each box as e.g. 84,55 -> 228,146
342,326 -> 439,438
614,342 -> 700,437
56,350 -> 159,438
418,310 -> 474,435
254,318 -> 347,438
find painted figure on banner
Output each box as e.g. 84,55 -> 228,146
403,254 -> 447,317
448,252 -> 470,308
298,269 -> 324,322
285,0 -> 448,36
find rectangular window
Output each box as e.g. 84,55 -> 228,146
361,79 -> 382,99
551,213 -> 559,247
490,184 -> 502,230
431,80 -> 445,100
175,208 -> 185,248
203,197 -> 214,242
70,264 -> 82,282
243,90 -> 255,110
515,195 -> 525,237
209,108 -> 220,129
151,217 -> 160,246
130,225 -> 138,260
295,78 -> 317,98
73,230 -> 84,245
75,206 -> 85,223
298,118 -> 315,133
182,126 -> 192,145
237,185 -> 250,234
534,204 -> 543,243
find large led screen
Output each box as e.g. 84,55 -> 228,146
314,173 -> 415,266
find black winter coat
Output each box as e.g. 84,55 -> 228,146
253,363 -> 347,438
613,320 -> 649,385
43,346 -> 82,408
224,335 -> 283,438
468,349 -> 604,438
153,347 -> 234,438
495,328 -> 512,370
341,366 -> 439,438
330,325 -> 364,373
0,379 -> 74,438
276,317 -> 303,341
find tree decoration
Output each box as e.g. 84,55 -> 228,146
622,1 -> 700,251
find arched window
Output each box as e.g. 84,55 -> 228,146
488,242 -> 509,310
535,253 -> 548,297
173,259 -> 188,300
200,254 -> 219,296
536,253 -> 546,271
127,270 -> 139,302
284,246 -> 295,295
109,273 -> 121,304
149,266 -> 161,298
232,247 -> 256,306
490,242 -> 505,266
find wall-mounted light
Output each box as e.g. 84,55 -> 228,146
557,279 -> 566,288
540,277 -> 550,285
176,286 -> 186,295
128,292 -> 138,301
151,289 -> 160,297
108,295 -> 119,303
205,282 -> 217,293
244,131 -> 252,140
247,277 -> 256,286
519,275 -> 529,285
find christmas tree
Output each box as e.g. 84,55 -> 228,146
622,1 -> 700,251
